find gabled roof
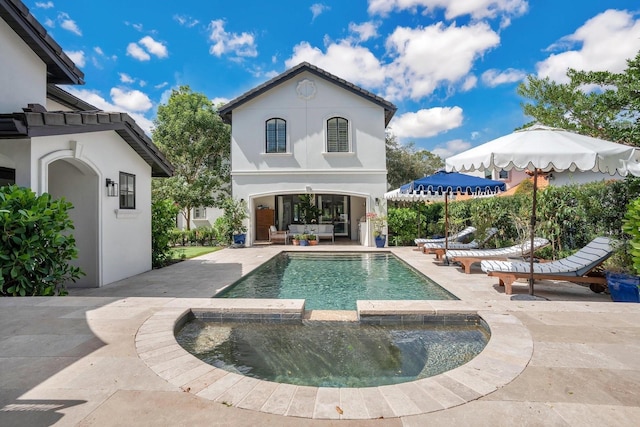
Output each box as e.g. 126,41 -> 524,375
0,110 -> 174,177
0,0 -> 84,85
218,62 -> 397,126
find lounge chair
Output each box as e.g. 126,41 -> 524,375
446,237 -> 550,273
414,226 -> 476,248
268,226 -> 289,245
480,237 -> 614,294
422,228 -> 499,259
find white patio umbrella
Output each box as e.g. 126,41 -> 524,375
446,123 -> 640,295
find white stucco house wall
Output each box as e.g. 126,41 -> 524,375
219,62 -> 396,246
0,0 -> 173,287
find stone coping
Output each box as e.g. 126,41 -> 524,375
135,300 -> 533,420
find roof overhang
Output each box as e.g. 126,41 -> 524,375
0,111 -> 173,177
0,0 -> 84,85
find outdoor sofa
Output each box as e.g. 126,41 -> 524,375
288,224 -> 335,242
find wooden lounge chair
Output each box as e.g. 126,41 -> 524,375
446,237 -> 550,273
414,226 -> 476,248
480,237 -> 614,294
423,228 -> 499,259
268,226 -> 289,245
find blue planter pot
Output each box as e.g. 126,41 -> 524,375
233,233 -> 246,245
606,272 -> 640,302
299,240 -> 309,246
375,235 -> 386,248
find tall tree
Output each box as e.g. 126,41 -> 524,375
152,86 -> 231,229
517,51 -> 640,145
386,133 -> 444,190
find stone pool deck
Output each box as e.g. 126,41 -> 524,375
1,245 -> 639,426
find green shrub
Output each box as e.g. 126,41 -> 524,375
152,198 -> 179,268
0,185 -> 83,296
622,197 -> 640,274
213,216 -> 232,245
386,176 -> 640,261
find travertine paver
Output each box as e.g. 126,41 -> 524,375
0,245 -> 639,426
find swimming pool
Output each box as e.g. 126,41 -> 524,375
215,252 -> 456,310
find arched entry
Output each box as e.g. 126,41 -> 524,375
47,158 -> 99,287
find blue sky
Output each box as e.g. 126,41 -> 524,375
30,0 -> 640,159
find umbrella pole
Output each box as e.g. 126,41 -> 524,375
529,169 -> 538,296
444,193 -> 449,265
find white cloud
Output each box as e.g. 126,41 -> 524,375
93,46 -> 104,56
348,21 -> 379,42
58,12 -> 81,36
127,42 -> 150,61
139,80 -> 147,87
139,36 -> 168,58
119,73 -> 135,84
461,75 -> 477,91
35,2 -> 54,9
311,3 -> 330,21
286,41 -> 386,89
389,107 -> 464,140
63,87 -> 154,134
208,19 -> 257,59
367,0 -> 528,22
154,82 -> 169,89
384,22 -> 500,100
65,50 -> 85,67
537,9 -> 640,82
481,68 -> 526,87
44,18 -> 55,28
284,20 -> 499,102
174,15 -> 200,28
110,87 -> 153,112
432,138 -> 473,159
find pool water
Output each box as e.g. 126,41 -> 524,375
176,319 -> 489,388
215,252 -> 456,310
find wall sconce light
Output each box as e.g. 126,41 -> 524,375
105,178 -> 118,197
305,185 -> 312,193
375,197 -> 380,205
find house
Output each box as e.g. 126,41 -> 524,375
0,0 -> 173,287
218,62 -> 396,246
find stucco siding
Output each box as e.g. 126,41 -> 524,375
0,18 -> 46,111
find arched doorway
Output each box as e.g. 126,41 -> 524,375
47,158 -> 99,287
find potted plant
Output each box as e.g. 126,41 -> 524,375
298,194 -> 321,224
367,212 -> 387,248
308,233 -> 319,246
223,197 -> 248,247
299,234 -> 309,246
292,234 -> 301,245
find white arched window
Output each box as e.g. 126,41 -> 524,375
265,118 -> 286,153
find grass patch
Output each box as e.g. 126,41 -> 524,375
171,246 -> 221,260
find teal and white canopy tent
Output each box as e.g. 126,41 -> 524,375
446,124 -> 640,295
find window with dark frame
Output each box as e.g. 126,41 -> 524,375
327,117 -> 349,152
499,169 -> 509,180
119,172 -> 135,209
0,166 -> 16,187
265,118 -> 286,153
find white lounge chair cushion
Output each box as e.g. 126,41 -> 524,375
480,237 -> 614,277
445,237 -> 549,261
414,226 -> 477,245
422,228 -> 498,250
